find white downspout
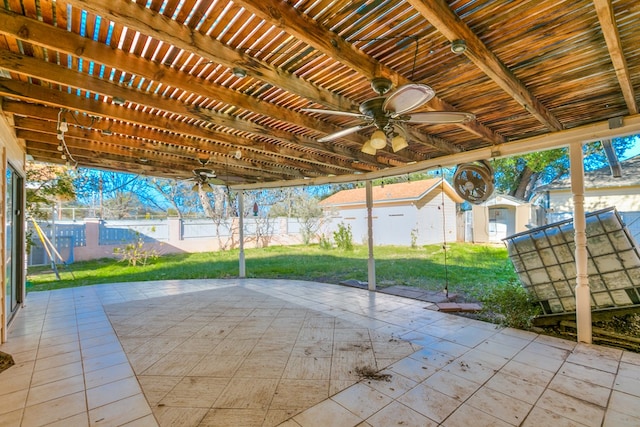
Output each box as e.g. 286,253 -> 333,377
570,142 -> 592,343
366,180 -> 376,291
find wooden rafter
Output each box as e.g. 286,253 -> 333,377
406,0 -> 564,131
0,81 -> 362,179
55,1 -> 467,154
0,48 -> 375,171
0,0 -> 636,186
593,0 -> 638,115
234,0 -> 504,145
61,0 -> 357,112
12,116 -> 304,180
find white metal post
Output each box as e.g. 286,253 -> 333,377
366,180 -> 376,291
570,142 -> 592,343
237,191 -> 246,278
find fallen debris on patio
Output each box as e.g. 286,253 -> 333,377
0,351 -> 14,374
355,366 -> 392,382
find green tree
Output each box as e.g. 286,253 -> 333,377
270,191 -> 323,244
26,162 -> 76,220
492,136 -> 636,200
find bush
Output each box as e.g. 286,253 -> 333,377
333,223 -> 353,251
113,232 -> 158,267
476,279 -> 541,329
318,233 -> 332,250
410,228 -> 418,249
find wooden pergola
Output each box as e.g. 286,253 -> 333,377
1,0 -> 640,342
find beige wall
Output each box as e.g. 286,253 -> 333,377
471,202 -> 533,243
548,187 -> 640,214
1,108 -> 26,343
515,204 -> 532,233
472,205 -> 490,243
69,218 -> 306,262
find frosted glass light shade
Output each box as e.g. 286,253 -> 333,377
369,130 -> 387,149
361,140 -> 376,155
391,135 -> 408,152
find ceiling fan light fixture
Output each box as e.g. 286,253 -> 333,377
361,140 -> 376,155
369,129 -> 387,149
391,134 -> 408,152
232,67 -> 247,78
451,39 -> 467,54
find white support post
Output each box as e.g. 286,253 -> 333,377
570,142 -> 592,343
366,180 -> 376,291
237,191 -> 246,278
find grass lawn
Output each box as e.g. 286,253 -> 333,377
27,242 -> 518,296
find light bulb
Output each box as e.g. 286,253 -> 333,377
61,154 -> 66,160
57,144 -> 64,151
369,129 -> 387,149
391,134 -> 408,152
57,132 -> 65,141
58,118 -> 68,133
361,140 -> 376,155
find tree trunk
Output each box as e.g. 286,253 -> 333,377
512,166 -> 535,200
197,187 -> 216,218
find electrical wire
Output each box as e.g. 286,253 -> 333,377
57,109 -> 79,169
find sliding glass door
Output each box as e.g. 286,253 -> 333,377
5,164 -> 23,323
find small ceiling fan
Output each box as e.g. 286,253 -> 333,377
187,159 -> 224,192
302,77 -> 475,153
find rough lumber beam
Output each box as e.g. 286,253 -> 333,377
234,0 -> 503,145
26,146 -> 185,178
5,102 -> 331,175
407,0 -> 563,131
592,0 -> 638,114
0,49 -> 363,173
0,82 -> 364,178
21,132 -> 293,182
12,117 -> 296,179
47,2 -> 460,155
61,0 -> 356,112
0,12 -> 392,164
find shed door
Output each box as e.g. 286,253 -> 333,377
489,207 -> 514,241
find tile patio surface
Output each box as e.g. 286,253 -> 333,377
1,279 -> 640,426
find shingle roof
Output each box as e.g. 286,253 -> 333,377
319,179 -> 463,206
539,155 -> 640,191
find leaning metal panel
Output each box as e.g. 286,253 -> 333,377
504,207 -> 640,315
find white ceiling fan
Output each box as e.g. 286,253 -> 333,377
185,159 -> 224,192
302,77 -> 475,153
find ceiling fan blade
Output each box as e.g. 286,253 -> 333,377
402,111 -> 476,124
318,124 -> 374,142
193,168 -> 216,178
383,84 -> 435,116
301,108 -> 366,119
208,177 -> 225,185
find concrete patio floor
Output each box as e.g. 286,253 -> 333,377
1,279 -> 640,426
